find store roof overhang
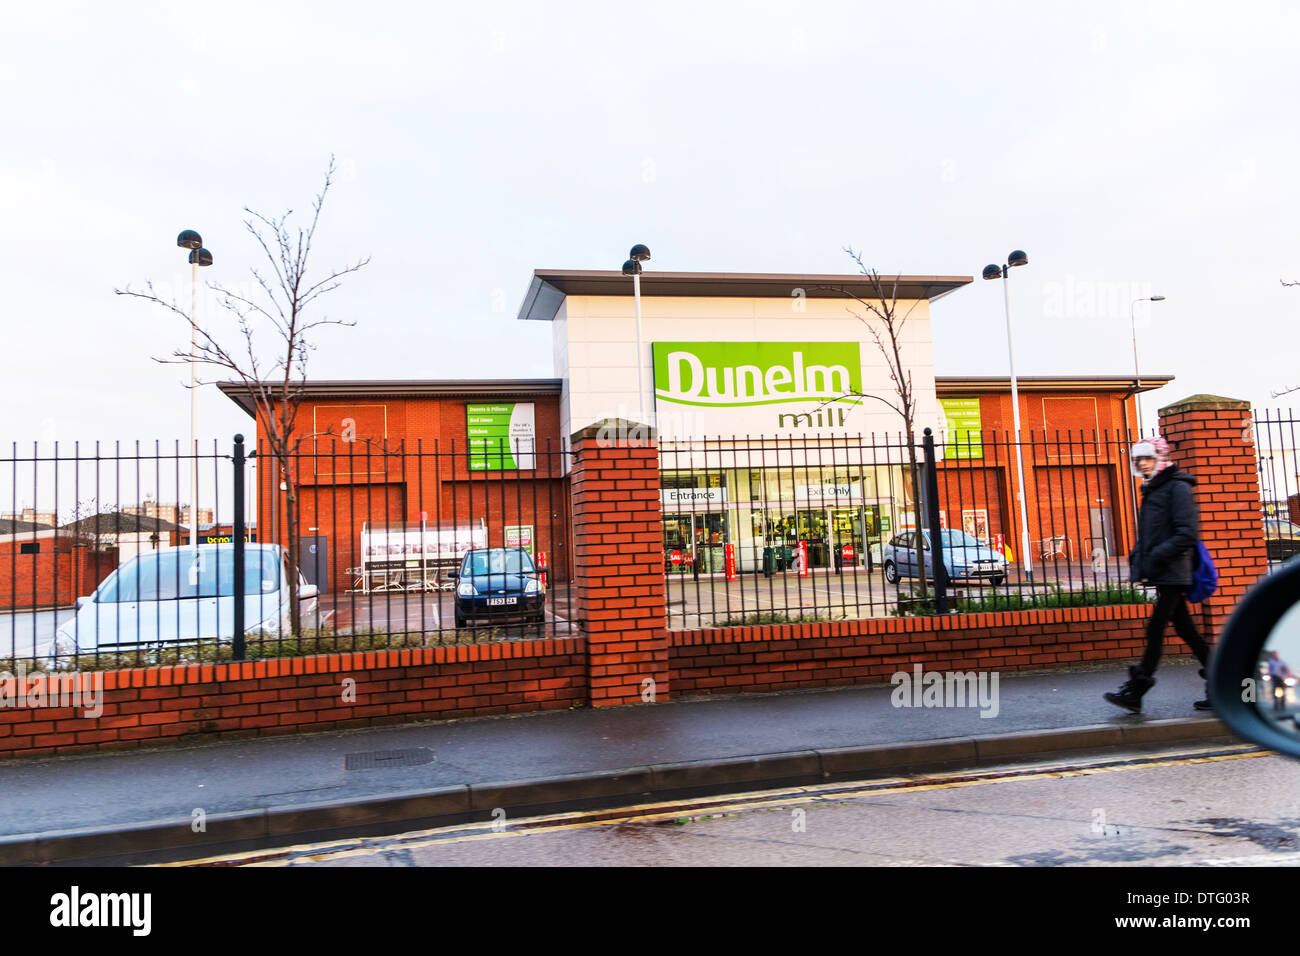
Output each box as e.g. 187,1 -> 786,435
217,379 -> 563,418
517,270 -> 974,321
936,374 -> 1174,394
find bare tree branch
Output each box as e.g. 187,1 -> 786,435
113,155 -> 366,637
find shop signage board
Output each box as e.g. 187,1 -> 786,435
724,543 -> 737,580
361,522 -> 487,564
793,483 -> 864,503
504,525 -> 534,557
797,540 -> 809,577
199,533 -> 257,544
661,487 -> 728,506
652,341 -> 865,439
940,398 -> 983,459
467,403 -> 535,471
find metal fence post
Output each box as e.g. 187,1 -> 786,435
233,434 -> 246,661
923,428 -> 948,614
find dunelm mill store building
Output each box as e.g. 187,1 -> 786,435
225,268 -> 1169,588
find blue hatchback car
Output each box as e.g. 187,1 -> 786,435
882,529 -> 1008,586
452,547 -> 546,627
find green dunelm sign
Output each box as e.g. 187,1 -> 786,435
652,342 -> 864,435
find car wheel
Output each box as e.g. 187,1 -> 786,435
454,612 -> 466,629
990,574 -> 1005,586
884,560 -> 899,584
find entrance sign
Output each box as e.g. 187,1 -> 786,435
661,487 -> 728,506
467,403 -> 535,471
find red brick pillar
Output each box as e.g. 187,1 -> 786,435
1158,395 -> 1268,641
569,420 -> 669,707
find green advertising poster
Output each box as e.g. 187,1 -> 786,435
504,525 -> 534,557
940,398 -> 983,459
467,403 -> 536,471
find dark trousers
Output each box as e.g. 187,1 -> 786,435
1140,586 -> 1210,675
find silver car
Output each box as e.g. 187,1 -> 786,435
882,529 -> 1009,586
52,544 -> 319,664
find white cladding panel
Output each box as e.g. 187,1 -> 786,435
552,293 -> 941,464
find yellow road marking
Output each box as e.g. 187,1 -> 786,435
164,743 -> 1264,867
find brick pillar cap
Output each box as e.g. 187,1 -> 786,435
1159,394 -> 1251,416
570,418 -> 657,445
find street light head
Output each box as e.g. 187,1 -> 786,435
1150,295 -> 1166,301
1007,250 -> 1028,268
629,243 -> 651,262
982,264 -> 1003,280
176,229 -> 203,250
189,247 -> 214,267
622,259 -> 641,277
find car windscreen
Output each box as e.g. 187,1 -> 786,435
462,549 -> 536,577
97,550 -> 281,603
936,530 -> 983,548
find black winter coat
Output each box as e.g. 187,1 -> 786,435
1128,465 -> 1199,588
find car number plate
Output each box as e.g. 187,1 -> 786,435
486,597 -> 517,606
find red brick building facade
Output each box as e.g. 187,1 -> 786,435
219,381 -> 570,594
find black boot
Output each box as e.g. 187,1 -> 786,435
1193,667 -> 1213,712
1105,665 -> 1156,713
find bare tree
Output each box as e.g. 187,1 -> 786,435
813,248 -> 931,602
115,156 -> 369,635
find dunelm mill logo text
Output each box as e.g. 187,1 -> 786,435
653,342 -> 862,409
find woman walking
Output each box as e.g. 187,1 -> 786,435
1104,437 -> 1212,713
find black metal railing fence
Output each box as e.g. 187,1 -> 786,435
657,427 -> 1156,629
0,437 -> 575,672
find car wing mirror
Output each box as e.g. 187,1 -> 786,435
298,584 -> 319,600
76,595 -> 92,609
1209,557 -> 1300,757
447,569 -> 458,579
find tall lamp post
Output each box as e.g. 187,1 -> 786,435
982,250 -> 1033,583
1129,295 -> 1165,436
622,244 -> 651,423
176,230 -> 213,548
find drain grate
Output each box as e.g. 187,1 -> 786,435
344,748 -> 436,771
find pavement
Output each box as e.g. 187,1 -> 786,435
0,658 -> 1241,865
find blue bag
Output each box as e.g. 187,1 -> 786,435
1188,541 -> 1218,604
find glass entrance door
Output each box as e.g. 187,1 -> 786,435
794,509 -> 830,568
694,511 -> 728,574
830,509 -> 863,566
663,513 -> 729,573
662,516 -> 691,573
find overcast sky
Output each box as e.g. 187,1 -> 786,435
3,0 -> 1298,455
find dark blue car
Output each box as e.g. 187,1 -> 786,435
453,547 -> 545,627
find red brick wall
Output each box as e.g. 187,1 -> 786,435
1159,396 -> 1269,640
570,421 -> 669,706
670,605 -> 1154,696
0,547 -> 116,611
0,640 -> 585,757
